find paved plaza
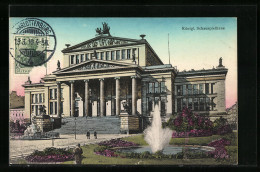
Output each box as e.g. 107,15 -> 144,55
9,134 -> 132,161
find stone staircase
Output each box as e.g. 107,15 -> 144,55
52,116 -> 121,134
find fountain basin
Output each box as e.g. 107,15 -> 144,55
116,145 -> 214,155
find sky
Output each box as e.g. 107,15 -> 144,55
9,17 -> 237,108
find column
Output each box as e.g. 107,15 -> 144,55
131,75 -> 137,115
70,81 -> 75,117
84,80 -> 89,117
57,82 -> 61,118
115,77 -> 120,116
99,78 -> 105,117
209,83 -> 212,94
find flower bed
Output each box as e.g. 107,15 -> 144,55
25,147 -> 74,162
207,138 -> 231,160
172,129 -> 213,138
95,139 -> 138,157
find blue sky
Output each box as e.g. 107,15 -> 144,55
9,17 -> 237,107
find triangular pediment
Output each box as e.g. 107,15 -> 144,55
62,35 -> 144,52
53,59 -> 137,74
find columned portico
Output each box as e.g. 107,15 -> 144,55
70,81 -> 75,117
57,82 -> 61,118
84,79 -> 89,117
115,77 -> 120,116
131,75 -> 137,115
99,78 -> 105,117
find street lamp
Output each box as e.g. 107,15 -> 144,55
50,118 -> 55,146
74,117 -> 77,139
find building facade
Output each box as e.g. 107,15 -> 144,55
23,30 -> 228,132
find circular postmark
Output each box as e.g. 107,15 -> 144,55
10,18 -> 56,67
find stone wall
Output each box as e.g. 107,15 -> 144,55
120,114 -> 139,133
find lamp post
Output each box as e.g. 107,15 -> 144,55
74,117 -> 77,139
50,118 -> 55,147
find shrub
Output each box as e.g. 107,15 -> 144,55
213,117 -> 232,135
25,147 -> 74,162
207,138 -> 231,160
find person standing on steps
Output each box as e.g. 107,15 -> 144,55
74,143 -> 83,164
94,130 -> 97,139
86,130 -> 90,139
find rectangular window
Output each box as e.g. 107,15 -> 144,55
177,85 -> 182,96
50,89 -> 53,99
35,94 -> 38,103
182,98 -> 187,108
106,51 -> 110,60
55,102 -> 57,114
91,53 -> 94,59
161,82 -> 166,93
36,105 -> 38,115
199,84 -> 204,94
50,102 -> 53,114
76,55 -> 79,64
121,50 -> 126,59
39,94 -> 42,103
85,53 -> 89,61
188,98 -> 192,109
188,84 -> 192,95
96,52 -> 100,59
154,82 -> 159,93
43,93 -> 45,103
205,83 -> 209,94
116,50 -> 120,60
32,105 -> 34,113
111,51 -> 115,60
32,94 -> 34,103
199,98 -> 205,111
193,84 -> 198,94
183,85 -> 186,95
132,48 -> 136,59
54,89 -> 57,99
148,83 -> 154,93
80,54 -> 84,62
70,55 -> 74,64
101,52 -> 104,60
211,83 -> 215,94
127,49 -> 131,59
193,98 -> 198,111
148,97 -> 153,116
206,97 -> 210,111
177,98 -> 182,112
161,97 -> 166,115
61,102 -> 63,114
61,88 -> 63,99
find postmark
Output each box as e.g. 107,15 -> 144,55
10,18 -> 57,74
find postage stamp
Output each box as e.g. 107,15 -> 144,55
9,18 -> 56,74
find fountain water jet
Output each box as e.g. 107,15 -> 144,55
144,104 -> 172,153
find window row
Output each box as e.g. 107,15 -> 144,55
176,83 -> 215,96
70,48 -> 136,65
49,101 -> 63,115
146,97 -> 167,116
147,82 -> 166,94
31,93 -> 44,104
176,97 -> 216,112
50,88 -> 63,100
31,105 -> 43,116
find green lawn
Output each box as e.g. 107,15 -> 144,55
62,132 -> 238,165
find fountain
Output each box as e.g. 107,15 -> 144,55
144,104 -> 172,153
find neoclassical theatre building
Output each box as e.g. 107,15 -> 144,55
23,26 -> 228,133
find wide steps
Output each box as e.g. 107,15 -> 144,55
52,117 -> 121,134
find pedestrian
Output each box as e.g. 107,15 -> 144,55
86,130 -> 90,139
94,130 -> 97,139
73,143 -> 83,164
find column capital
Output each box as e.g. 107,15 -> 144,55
69,80 -> 75,83
114,77 -> 120,80
84,79 -> 89,82
99,78 -> 104,81
131,75 -> 137,79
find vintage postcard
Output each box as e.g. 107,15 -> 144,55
9,17 -> 238,165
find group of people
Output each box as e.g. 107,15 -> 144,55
86,130 -> 97,139
73,130 -> 98,164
